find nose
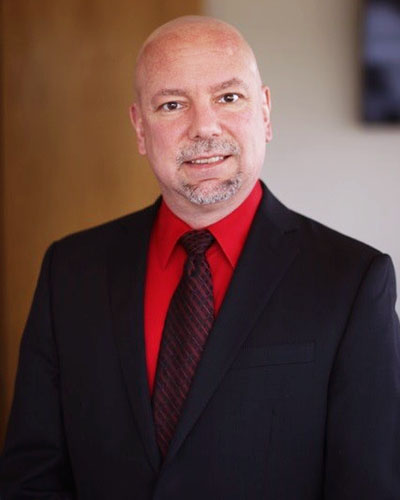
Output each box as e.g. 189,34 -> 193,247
188,101 -> 222,140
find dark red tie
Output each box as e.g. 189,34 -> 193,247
152,229 -> 215,457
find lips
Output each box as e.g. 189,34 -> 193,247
186,155 -> 229,165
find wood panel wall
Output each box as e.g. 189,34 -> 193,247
0,0 -> 201,446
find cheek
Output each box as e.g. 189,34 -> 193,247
225,111 -> 267,168
144,120 -> 182,156
225,111 -> 262,150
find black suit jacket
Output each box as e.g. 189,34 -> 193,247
1,185 -> 400,499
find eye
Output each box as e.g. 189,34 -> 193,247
218,93 -> 241,104
159,101 -> 183,112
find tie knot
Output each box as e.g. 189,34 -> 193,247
180,230 -> 214,256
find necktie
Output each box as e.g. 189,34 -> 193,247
152,229 -> 215,457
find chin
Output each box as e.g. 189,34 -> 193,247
180,175 -> 243,206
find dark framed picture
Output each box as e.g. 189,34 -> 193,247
363,0 -> 400,123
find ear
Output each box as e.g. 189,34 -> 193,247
129,103 -> 147,155
261,86 -> 272,143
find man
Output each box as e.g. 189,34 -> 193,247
1,15 -> 399,499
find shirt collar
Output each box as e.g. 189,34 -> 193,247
153,180 -> 263,269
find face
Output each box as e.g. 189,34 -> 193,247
131,31 -> 272,212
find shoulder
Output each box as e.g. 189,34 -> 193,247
294,210 -> 394,288
294,210 -> 380,261
48,200 -> 160,265
265,186 -> 381,256
261,186 -> 386,284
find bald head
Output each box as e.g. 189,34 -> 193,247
135,16 -> 261,98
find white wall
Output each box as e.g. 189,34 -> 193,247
205,0 -> 400,311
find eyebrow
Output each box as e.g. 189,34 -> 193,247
151,78 -> 249,104
209,78 -> 249,93
151,89 -> 189,102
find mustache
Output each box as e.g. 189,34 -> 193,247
176,138 -> 240,164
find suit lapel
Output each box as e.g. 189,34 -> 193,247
108,201 -> 161,472
164,187 -> 300,464
106,187 -> 300,470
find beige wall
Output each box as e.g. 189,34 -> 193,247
1,0 -> 200,444
206,0 -> 400,309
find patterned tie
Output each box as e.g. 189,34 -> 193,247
152,229 -> 215,457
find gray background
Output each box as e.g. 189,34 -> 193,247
206,0 -> 400,312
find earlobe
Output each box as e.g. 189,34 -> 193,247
129,104 -> 147,155
261,86 -> 273,143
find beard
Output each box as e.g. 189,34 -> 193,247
175,138 -> 243,205
179,174 -> 243,205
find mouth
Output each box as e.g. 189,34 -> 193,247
184,155 -> 230,167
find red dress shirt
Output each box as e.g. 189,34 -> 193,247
144,181 -> 262,394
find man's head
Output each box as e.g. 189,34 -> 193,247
130,16 -> 272,224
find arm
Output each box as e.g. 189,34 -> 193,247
0,245 -> 76,499
324,254 -> 400,499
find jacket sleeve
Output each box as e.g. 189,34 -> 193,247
0,244 -> 76,499
324,253 -> 400,499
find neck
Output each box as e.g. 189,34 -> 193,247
162,181 -> 258,228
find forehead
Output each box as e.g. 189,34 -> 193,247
137,32 -> 260,99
